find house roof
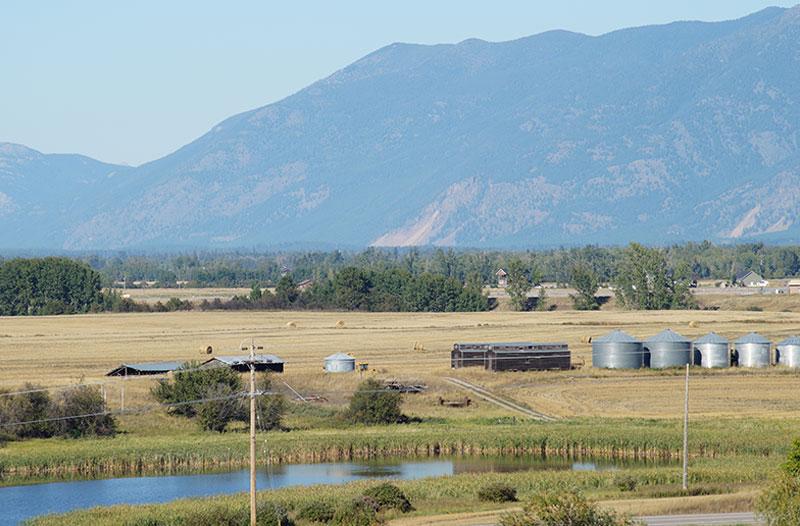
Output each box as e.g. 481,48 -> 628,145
594,330 -> 639,343
735,270 -> 763,281
646,329 -> 690,343
495,269 -> 507,276
205,354 -> 285,366
735,332 -> 771,344
787,279 -> 800,287
694,332 -> 728,344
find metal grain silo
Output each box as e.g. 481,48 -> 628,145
735,332 -> 771,368
324,352 -> 356,373
592,330 -> 643,369
644,329 -> 691,369
776,336 -> 800,368
693,332 -> 729,368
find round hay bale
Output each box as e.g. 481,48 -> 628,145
580,335 -> 593,344
688,321 -> 698,328
286,321 -> 297,329
335,320 -> 345,328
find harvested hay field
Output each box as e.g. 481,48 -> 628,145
119,287 -> 251,304
1,310 -> 799,420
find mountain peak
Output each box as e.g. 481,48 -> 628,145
3,7 -> 800,250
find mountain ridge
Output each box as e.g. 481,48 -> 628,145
2,6 -> 799,250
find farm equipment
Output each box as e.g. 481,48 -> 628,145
438,396 -> 472,408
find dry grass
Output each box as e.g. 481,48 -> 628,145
387,490 -> 759,526
118,287 -> 251,304
1,309 -> 800,420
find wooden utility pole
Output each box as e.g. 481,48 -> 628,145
682,363 -> 689,491
249,339 -> 257,526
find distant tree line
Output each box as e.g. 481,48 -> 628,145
2,240 -> 797,315
58,241 -> 800,289
203,267 -> 489,312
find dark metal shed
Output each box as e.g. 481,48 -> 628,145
485,343 -> 570,372
452,342 -> 570,371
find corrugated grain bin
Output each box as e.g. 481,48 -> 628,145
592,330 -> 643,369
693,332 -> 729,368
776,336 -> 800,368
324,352 -> 356,373
644,329 -> 692,368
735,332 -> 772,368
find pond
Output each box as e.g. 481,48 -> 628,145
0,455 -> 664,525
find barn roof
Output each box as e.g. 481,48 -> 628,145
106,361 -> 184,376
205,354 -> 285,366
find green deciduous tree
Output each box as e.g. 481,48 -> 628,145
0,257 -> 105,316
506,258 -> 533,311
614,243 -> 696,310
347,379 -> 404,425
570,263 -> 600,310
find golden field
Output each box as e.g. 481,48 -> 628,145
1,309 -> 800,421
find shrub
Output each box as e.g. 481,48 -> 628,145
256,501 -> 293,526
331,496 -> 379,526
758,439 -> 800,525
478,483 -> 518,503
256,375 -> 285,431
614,474 -> 638,492
55,385 -> 116,438
152,365 -> 243,418
499,491 -> 636,526
196,383 -> 242,433
363,483 -> 413,512
4,383 -> 54,438
347,379 -> 404,425
296,500 -> 335,523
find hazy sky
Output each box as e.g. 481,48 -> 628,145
1,1 -> 794,165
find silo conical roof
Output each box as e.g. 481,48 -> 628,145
594,330 -> 639,343
777,336 -> 800,347
325,352 -> 354,360
735,332 -> 770,344
695,332 -> 728,344
646,329 -> 690,343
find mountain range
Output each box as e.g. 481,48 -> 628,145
2,6 -> 800,250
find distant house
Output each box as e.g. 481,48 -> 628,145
296,278 -> 315,292
735,270 -> 768,288
788,279 -> 800,295
496,269 -> 508,288
202,354 -> 285,373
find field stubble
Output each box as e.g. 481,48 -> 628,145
2,309 -> 800,419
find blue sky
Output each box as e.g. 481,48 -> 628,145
1,1 -> 794,165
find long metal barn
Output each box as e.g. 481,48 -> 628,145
451,342 -> 570,371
